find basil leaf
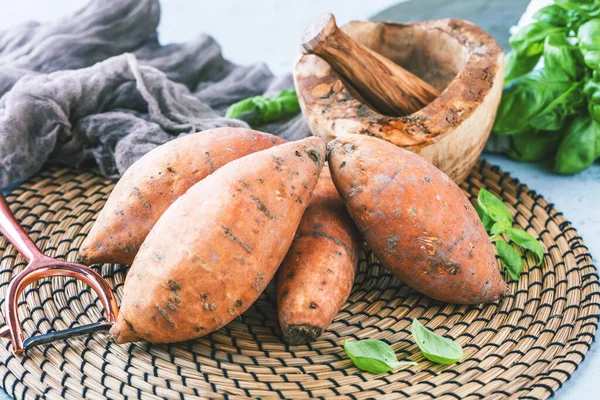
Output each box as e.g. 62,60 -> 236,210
253,96 -> 282,122
528,80 -> 583,132
412,319 -> 464,365
507,228 -> 545,266
555,116 -> 600,174
578,19 -> 600,72
496,240 -> 523,281
556,0 -> 600,19
225,89 -> 300,126
225,97 -> 259,120
490,221 -> 512,236
504,51 -> 541,84
475,203 -> 494,233
343,339 -> 416,374
271,89 -> 301,114
493,69 -> 576,135
477,188 -> 512,225
584,72 -> 600,123
508,131 -> 561,161
509,22 -> 564,57
534,5 -> 569,27
543,33 -> 581,81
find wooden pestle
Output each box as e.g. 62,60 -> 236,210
301,13 -> 440,116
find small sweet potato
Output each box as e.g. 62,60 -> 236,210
327,135 -> 508,304
80,128 -> 285,265
110,137 -> 326,344
277,166 -> 361,345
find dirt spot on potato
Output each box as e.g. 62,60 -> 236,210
131,187 -> 151,209
386,236 -> 399,253
151,251 -> 165,263
203,302 -> 217,311
296,231 -> 352,258
343,143 -> 356,153
239,178 -> 252,189
309,302 -> 318,309
222,225 -> 253,254
167,280 -> 181,293
156,306 -> 176,328
305,149 -> 322,167
251,196 -> 277,220
254,272 -> 265,292
348,185 -> 363,197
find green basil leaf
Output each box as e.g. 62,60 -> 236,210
534,5 -> 569,26
412,319 -> 464,365
343,339 -> 416,374
253,96 -> 282,122
504,51 -> 541,84
543,33 -> 581,80
507,228 -> 545,266
577,19 -> 600,71
225,89 -> 301,127
490,221 -> 512,236
528,80 -> 583,131
225,97 -> 259,120
556,0 -> 600,19
477,188 -> 513,225
496,240 -> 523,281
272,89 -> 301,114
493,69 -> 576,135
508,131 -> 562,161
509,22 -> 565,57
475,203 -> 494,233
584,72 -> 600,123
555,116 -> 600,174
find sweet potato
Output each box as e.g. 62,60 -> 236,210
80,128 -> 285,265
110,137 -> 326,344
327,135 -> 508,304
277,166 -> 361,345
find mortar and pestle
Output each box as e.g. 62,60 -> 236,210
294,14 -> 504,183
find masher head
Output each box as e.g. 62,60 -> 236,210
0,257 -> 119,354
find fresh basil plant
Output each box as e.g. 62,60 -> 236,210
493,0 -> 600,174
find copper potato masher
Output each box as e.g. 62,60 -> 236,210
0,193 -> 119,354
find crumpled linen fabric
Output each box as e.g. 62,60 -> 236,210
0,0 -> 310,188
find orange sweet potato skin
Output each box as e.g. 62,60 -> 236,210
327,135 -> 508,304
110,137 -> 326,344
80,128 -> 285,265
277,167 -> 361,345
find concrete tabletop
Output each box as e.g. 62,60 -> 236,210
1,1 -> 598,399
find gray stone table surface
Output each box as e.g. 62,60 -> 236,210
1,1 -> 598,399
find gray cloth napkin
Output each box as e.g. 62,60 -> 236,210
0,0 -> 310,188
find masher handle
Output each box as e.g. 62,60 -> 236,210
301,13 -> 439,116
0,193 -> 41,262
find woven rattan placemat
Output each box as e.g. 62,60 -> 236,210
0,162 -> 597,399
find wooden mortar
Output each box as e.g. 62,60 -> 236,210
294,18 -> 504,183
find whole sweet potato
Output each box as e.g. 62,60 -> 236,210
80,128 -> 285,265
277,166 -> 361,345
327,135 -> 508,304
110,137 -> 326,344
